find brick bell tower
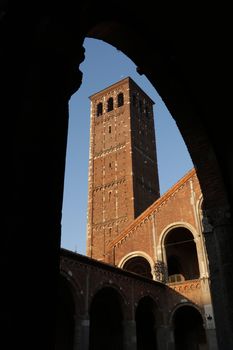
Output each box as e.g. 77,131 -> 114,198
86,77 -> 160,260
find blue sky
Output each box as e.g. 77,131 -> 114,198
61,38 -> 193,254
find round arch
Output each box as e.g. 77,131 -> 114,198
118,251 -> 155,280
60,269 -> 85,316
55,272 -> 81,350
89,286 -> 125,350
158,222 -> 208,280
89,281 -> 128,316
170,303 -> 207,349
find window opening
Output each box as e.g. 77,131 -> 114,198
107,97 -> 114,112
97,102 -> 103,116
117,93 -> 124,107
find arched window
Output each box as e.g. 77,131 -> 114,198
122,256 -> 153,279
96,102 -> 103,116
173,306 -> 207,349
117,93 -> 124,107
164,227 -> 200,281
107,97 -> 114,112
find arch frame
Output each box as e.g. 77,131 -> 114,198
60,269 -> 86,318
89,282 -> 128,320
118,250 -> 155,280
169,302 -> 206,329
158,222 -> 207,279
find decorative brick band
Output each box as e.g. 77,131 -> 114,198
94,142 -> 126,159
93,215 -> 128,230
93,177 -> 126,192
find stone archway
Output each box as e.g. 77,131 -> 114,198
173,305 -> 207,350
89,287 -> 124,350
119,251 -> 154,279
2,4 -> 233,349
164,227 -> 199,282
122,256 -> 153,279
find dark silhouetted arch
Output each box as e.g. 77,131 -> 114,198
89,287 -> 124,350
107,97 -> 114,111
173,305 -> 207,350
117,92 -> 124,107
97,102 -> 103,116
122,256 -> 153,279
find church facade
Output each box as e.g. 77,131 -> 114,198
58,78 -> 218,349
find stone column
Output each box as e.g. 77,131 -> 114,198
0,8 -> 85,349
123,320 -> 137,350
156,325 -> 175,350
73,317 -> 90,350
203,207 -> 233,349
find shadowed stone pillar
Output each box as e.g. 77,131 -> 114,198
1,8 -> 85,349
73,317 -> 90,350
123,320 -> 137,350
203,206 -> 233,350
156,325 -> 175,350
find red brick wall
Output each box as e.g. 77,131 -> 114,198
109,169 -> 202,268
87,77 -> 160,260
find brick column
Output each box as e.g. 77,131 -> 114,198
156,325 -> 175,350
123,320 -> 137,350
73,317 -> 90,350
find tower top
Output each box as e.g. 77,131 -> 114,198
89,76 -> 155,105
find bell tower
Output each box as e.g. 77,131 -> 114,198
86,77 -> 160,260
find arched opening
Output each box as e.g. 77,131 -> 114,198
89,287 -> 124,350
55,275 -> 75,350
173,305 -> 207,350
117,92 -> 124,107
61,38 -> 193,254
3,6 -> 233,350
164,227 -> 199,282
96,102 -> 103,116
122,256 -> 153,279
107,97 -> 114,111
136,296 -> 158,350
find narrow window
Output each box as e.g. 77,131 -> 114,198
145,106 -> 149,118
108,191 -> 112,201
117,93 -> 124,107
107,97 -> 114,112
97,102 -> 103,116
109,162 -> 112,168
109,126 -> 111,133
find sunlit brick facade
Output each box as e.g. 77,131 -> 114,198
86,77 -> 160,260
